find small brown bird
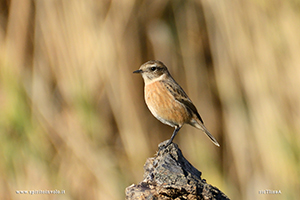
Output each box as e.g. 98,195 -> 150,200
133,60 -> 220,147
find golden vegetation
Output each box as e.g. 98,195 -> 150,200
0,0 -> 299,199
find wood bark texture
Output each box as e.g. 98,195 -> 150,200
125,141 -> 230,200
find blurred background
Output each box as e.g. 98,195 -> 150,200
0,0 -> 300,199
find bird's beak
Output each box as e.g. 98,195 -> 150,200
133,69 -> 142,74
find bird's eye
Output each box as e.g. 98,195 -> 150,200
150,67 -> 156,71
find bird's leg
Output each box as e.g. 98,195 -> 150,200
165,126 -> 181,147
158,126 -> 181,154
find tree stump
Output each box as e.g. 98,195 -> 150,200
125,140 -> 230,200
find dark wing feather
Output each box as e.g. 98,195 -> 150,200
163,79 -> 204,124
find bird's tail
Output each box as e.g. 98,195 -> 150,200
191,119 -> 220,147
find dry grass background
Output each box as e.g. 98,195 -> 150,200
0,0 -> 300,199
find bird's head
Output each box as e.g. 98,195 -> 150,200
133,60 -> 170,84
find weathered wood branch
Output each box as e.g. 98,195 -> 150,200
125,140 -> 230,200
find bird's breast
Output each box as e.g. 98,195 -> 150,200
144,81 -> 190,126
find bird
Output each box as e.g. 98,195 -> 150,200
133,60 -> 220,148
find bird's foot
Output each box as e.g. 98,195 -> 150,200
157,140 -> 172,155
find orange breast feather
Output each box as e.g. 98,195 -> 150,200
144,81 -> 190,126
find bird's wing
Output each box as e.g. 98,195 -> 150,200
163,80 -> 204,124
